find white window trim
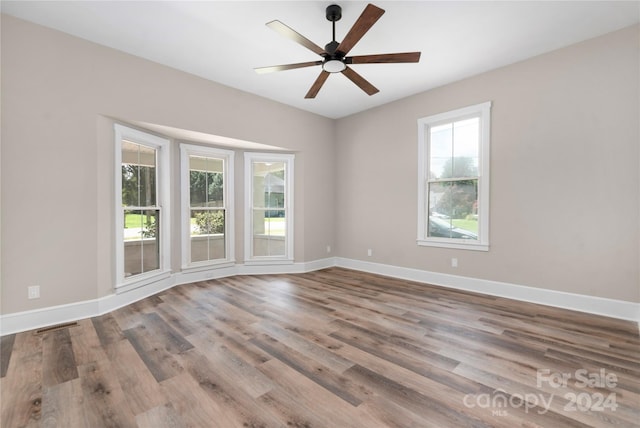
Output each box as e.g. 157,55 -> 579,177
114,124 -> 171,292
417,101 -> 491,251
180,143 -> 235,270
244,152 -> 295,265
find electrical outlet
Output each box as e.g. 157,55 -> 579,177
367,249 -> 373,257
451,258 -> 458,268
28,285 -> 40,299
326,245 -> 331,253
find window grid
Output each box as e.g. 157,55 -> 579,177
114,124 -> 170,291
180,144 -> 234,270
417,102 -> 491,251
244,153 -> 294,264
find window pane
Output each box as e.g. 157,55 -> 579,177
190,156 -> 224,208
190,209 -> 226,263
121,164 -> 139,207
429,123 -> 452,180
123,209 -> 144,241
141,165 -> 157,206
427,180 -> 478,240
253,210 -> 286,257
142,210 -> 159,273
253,162 -> 285,209
452,118 -> 479,177
123,209 -> 160,276
430,118 -> 479,180
122,141 -> 156,207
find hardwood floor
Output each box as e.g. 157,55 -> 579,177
1,267 -> 639,427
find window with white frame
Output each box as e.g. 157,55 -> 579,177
244,153 -> 294,264
115,125 -> 170,290
417,101 -> 491,251
180,144 -> 234,268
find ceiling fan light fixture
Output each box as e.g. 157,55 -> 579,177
323,59 -> 346,73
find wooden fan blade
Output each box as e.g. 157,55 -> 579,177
255,61 -> 322,74
266,20 -> 326,56
348,52 -> 421,64
341,67 -> 379,96
336,4 -> 385,56
305,71 -> 330,99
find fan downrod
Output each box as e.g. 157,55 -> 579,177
324,4 -> 343,58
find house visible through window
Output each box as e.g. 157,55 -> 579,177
417,102 -> 491,250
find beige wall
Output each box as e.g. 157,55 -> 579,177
1,15 -> 335,314
1,15 -> 638,318
335,25 -> 639,302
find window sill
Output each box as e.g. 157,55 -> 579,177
115,270 -> 172,294
244,258 -> 294,266
181,260 -> 236,273
417,239 -> 489,252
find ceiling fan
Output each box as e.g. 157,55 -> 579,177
255,3 -> 421,99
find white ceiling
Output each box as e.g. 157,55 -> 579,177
2,1 -> 639,119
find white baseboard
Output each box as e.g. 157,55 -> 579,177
0,299 -> 100,337
0,258 -> 337,336
335,257 -> 640,324
2,256 -> 638,336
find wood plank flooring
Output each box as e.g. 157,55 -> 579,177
1,267 -> 639,427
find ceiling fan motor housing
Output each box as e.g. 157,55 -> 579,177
325,40 -> 340,55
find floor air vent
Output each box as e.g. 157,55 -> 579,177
35,321 -> 79,335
